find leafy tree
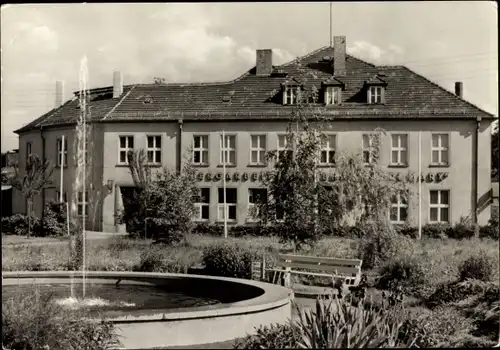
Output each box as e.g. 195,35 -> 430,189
10,154 -> 54,238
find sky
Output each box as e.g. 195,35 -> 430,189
1,1 -> 498,152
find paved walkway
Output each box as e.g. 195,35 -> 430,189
1,231 -> 127,246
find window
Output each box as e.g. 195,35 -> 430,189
194,188 -> 210,221
325,87 -> 342,105
284,86 -> 299,105
220,134 -> 236,165
391,134 -> 408,166
390,193 -> 408,223
26,142 -> 32,161
368,86 -> 383,104
320,134 -> 336,165
77,191 -> 89,217
146,135 -> 162,165
56,191 -> 67,203
431,134 -> 449,165
193,135 -> 209,165
248,188 -> 267,221
57,138 -> 68,167
218,188 -> 237,221
362,134 -> 376,164
250,135 -> 266,165
429,190 -> 450,223
118,136 -> 134,165
277,134 -> 292,161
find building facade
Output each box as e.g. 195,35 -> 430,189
14,37 -> 496,232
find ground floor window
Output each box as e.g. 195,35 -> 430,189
218,188 -> 237,221
248,188 -> 267,221
77,191 -> 89,217
194,188 -> 210,221
429,190 -> 449,223
56,191 -> 67,203
390,192 -> 408,224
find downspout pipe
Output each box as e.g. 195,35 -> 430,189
473,116 -> 481,224
177,119 -> 183,175
40,125 -> 46,232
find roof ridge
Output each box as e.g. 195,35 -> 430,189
278,46 -> 331,67
400,66 -> 495,118
345,53 -> 377,68
102,84 -> 138,121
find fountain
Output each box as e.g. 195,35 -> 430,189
2,58 -> 293,349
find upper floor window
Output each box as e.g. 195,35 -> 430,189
26,142 -> 32,161
250,135 -> 267,165
193,188 -> 210,221
431,134 -> 449,166
391,134 -> 408,166
390,192 -> 408,224
319,134 -> 337,165
57,138 -> 68,167
193,135 -> 209,165
77,191 -> 89,218
283,86 -> 299,105
368,86 -> 384,104
429,190 -> 450,223
220,134 -> 236,165
118,136 -> 134,165
362,134 -> 377,165
325,87 -> 342,105
146,135 -> 162,165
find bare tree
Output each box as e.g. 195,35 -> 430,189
10,154 -> 55,237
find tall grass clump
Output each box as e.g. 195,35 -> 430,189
202,242 -> 256,279
2,285 -> 120,350
377,254 -> 428,291
458,252 -> 495,282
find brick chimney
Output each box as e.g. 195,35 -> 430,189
333,36 -> 347,76
55,81 -> 64,107
455,81 -> 463,98
113,71 -> 123,98
256,49 -> 273,76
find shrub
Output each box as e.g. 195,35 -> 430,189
192,223 -> 223,236
40,200 -> 77,237
202,243 -> 255,279
447,217 -> 478,239
459,253 -> 494,282
1,213 -> 40,236
393,224 -> 419,238
421,223 -> 450,238
135,249 -> 167,272
377,254 -> 428,291
426,279 -> 497,308
2,286 -> 120,350
357,221 -> 414,269
233,323 -> 300,349
398,306 -> 475,348
479,218 -> 499,240
293,294 -> 416,348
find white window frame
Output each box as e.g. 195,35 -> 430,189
220,134 -> 236,165
368,86 -> 383,104
57,138 -> 68,167
247,188 -> 267,222
146,135 -> 162,165
390,134 -> 408,166
429,190 -> 450,223
362,134 -> 376,165
217,188 -> 237,222
118,135 -> 134,165
284,86 -> 299,105
319,134 -> 337,165
390,192 -> 408,224
26,142 -> 32,161
325,86 -> 342,105
56,191 -> 67,203
277,134 -> 290,161
431,134 -> 450,166
250,134 -> 267,165
77,191 -> 89,218
192,135 -> 209,165
194,188 -> 210,221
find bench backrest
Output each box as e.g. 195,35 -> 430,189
277,254 -> 362,277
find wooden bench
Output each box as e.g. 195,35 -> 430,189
263,254 -> 363,290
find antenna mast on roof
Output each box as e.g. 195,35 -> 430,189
329,2 -> 332,47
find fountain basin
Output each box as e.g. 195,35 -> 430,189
2,271 -> 293,349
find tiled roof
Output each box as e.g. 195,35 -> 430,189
14,46 -> 495,133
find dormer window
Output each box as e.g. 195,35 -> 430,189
325,86 -> 342,105
368,86 -> 384,104
284,86 -> 299,105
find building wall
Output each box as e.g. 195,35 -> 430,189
100,118 -> 493,231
